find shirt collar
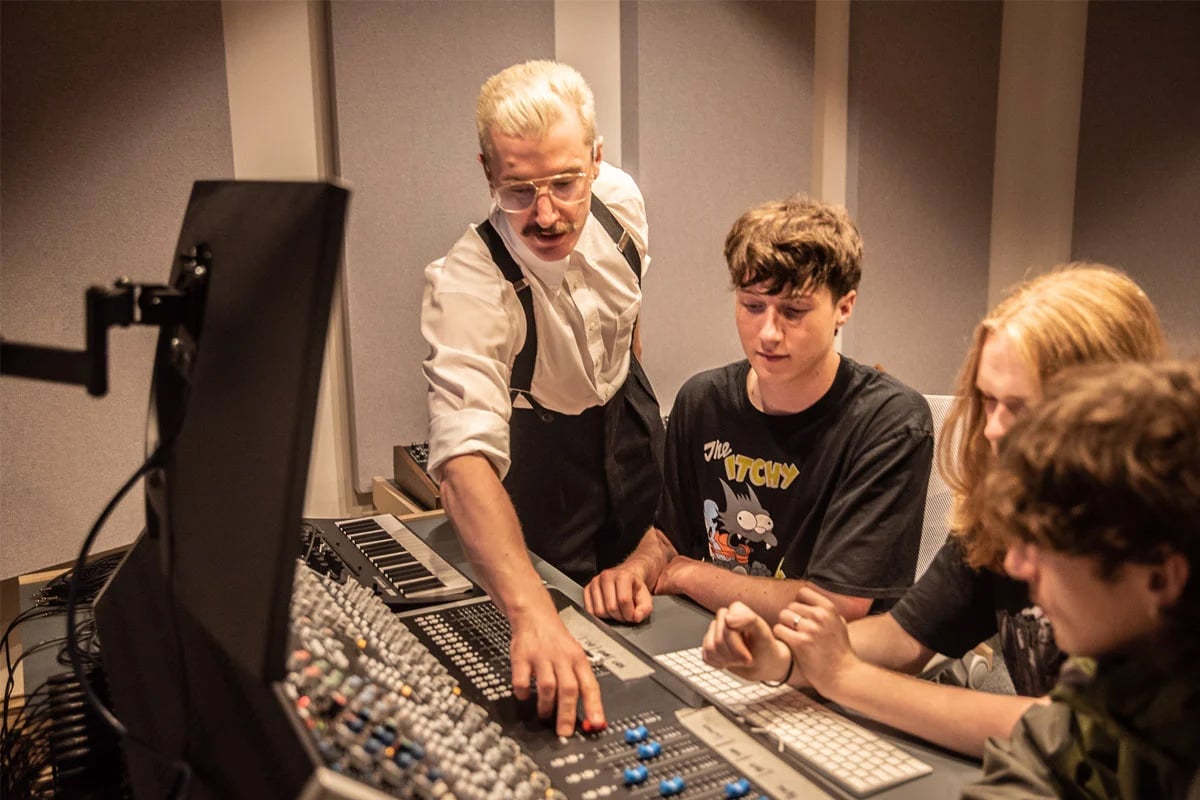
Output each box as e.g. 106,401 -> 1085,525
491,205 -> 600,298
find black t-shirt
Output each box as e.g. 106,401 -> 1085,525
657,356 -> 933,610
891,539 -> 1066,696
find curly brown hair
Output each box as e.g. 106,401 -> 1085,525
723,195 -> 862,300
940,264 -> 1167,571
983,360 -> 1200,628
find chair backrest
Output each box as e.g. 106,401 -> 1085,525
916,395 -> 958,579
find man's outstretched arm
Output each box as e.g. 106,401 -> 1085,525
440,453 -> 604,736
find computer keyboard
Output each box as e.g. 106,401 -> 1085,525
655,648 -> 933,797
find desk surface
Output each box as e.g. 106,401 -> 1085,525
5,514 -> 983,798
403,512 -> 982,800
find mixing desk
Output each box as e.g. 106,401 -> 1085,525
285,562 -> 833,800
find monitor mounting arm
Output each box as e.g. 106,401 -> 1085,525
0,246 -> 210,396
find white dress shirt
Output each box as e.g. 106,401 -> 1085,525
421,162 -> 651,482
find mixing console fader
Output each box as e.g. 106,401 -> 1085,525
283,562 -> 828,800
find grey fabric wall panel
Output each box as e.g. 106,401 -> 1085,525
1072,1 -> 1200,353
625,1 -> 816,413
846,1 -> 1001,394
331,1 -> 555,491
0,1 -> 233,579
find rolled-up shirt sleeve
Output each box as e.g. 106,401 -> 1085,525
421,227 -> 525,483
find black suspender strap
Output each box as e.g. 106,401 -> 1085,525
477,195 -> 642,402
476,219 -> 538,401
590,194 -> 642,283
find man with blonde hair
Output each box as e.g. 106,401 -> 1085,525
585,195 -> 933,629
421,60 -> 663,735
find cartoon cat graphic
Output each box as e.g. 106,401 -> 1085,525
704,479 -> 777,574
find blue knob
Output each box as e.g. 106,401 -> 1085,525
623,765 -> 649,785
725,778 -> 752,798
637,740 -> 663,760
624,724 -> 650,744
659,776 -> 686,796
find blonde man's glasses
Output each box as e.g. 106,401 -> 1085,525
492,172 -> 591,213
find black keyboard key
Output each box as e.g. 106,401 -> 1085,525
396,577 -> 443,593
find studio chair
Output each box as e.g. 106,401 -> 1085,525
915,395 -> 956,580
917,395 -> 999,691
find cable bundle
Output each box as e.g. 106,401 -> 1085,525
1,553 -> 125,799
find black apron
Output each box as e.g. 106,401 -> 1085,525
476,197 -> 664,585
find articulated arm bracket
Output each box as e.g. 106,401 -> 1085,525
1,248 -> 208,396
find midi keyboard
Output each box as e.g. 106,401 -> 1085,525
306,514 -> 474,606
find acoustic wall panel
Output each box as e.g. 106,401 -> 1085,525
1,0 -> 233,579
846,1 -> 1002,394
1072,1 -> 1200,353
330,2 -> 555,491
624,1 -> 816,412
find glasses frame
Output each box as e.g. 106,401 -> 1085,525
491,171 -> 593,213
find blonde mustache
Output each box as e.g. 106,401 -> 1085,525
522,220 -> 579,237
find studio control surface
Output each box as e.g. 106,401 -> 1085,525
283,562 -> 827,800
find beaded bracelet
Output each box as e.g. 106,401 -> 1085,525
761,658 -> 794,688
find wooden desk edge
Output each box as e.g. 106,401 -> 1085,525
372,475 -> 444,520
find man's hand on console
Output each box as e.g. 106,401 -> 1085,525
508,598 -> 605,737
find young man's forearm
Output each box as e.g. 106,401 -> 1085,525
845,612 -> 936,674
660,559 -> 872,623
814,660 -> 1039,758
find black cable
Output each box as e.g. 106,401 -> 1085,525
39,552 -> 125,607
2,606 -> 64,743
64,446 -> 164,738
1,548 -> 127,796
60,615 -> 102,668
1,679 -> 54,797
7,637 -> 71,686
3,608 -> 59,683
62,443 -> 193,798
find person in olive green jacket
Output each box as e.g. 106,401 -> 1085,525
963,360 -> 1200,800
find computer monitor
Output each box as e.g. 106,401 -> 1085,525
93,181 -> 349,799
